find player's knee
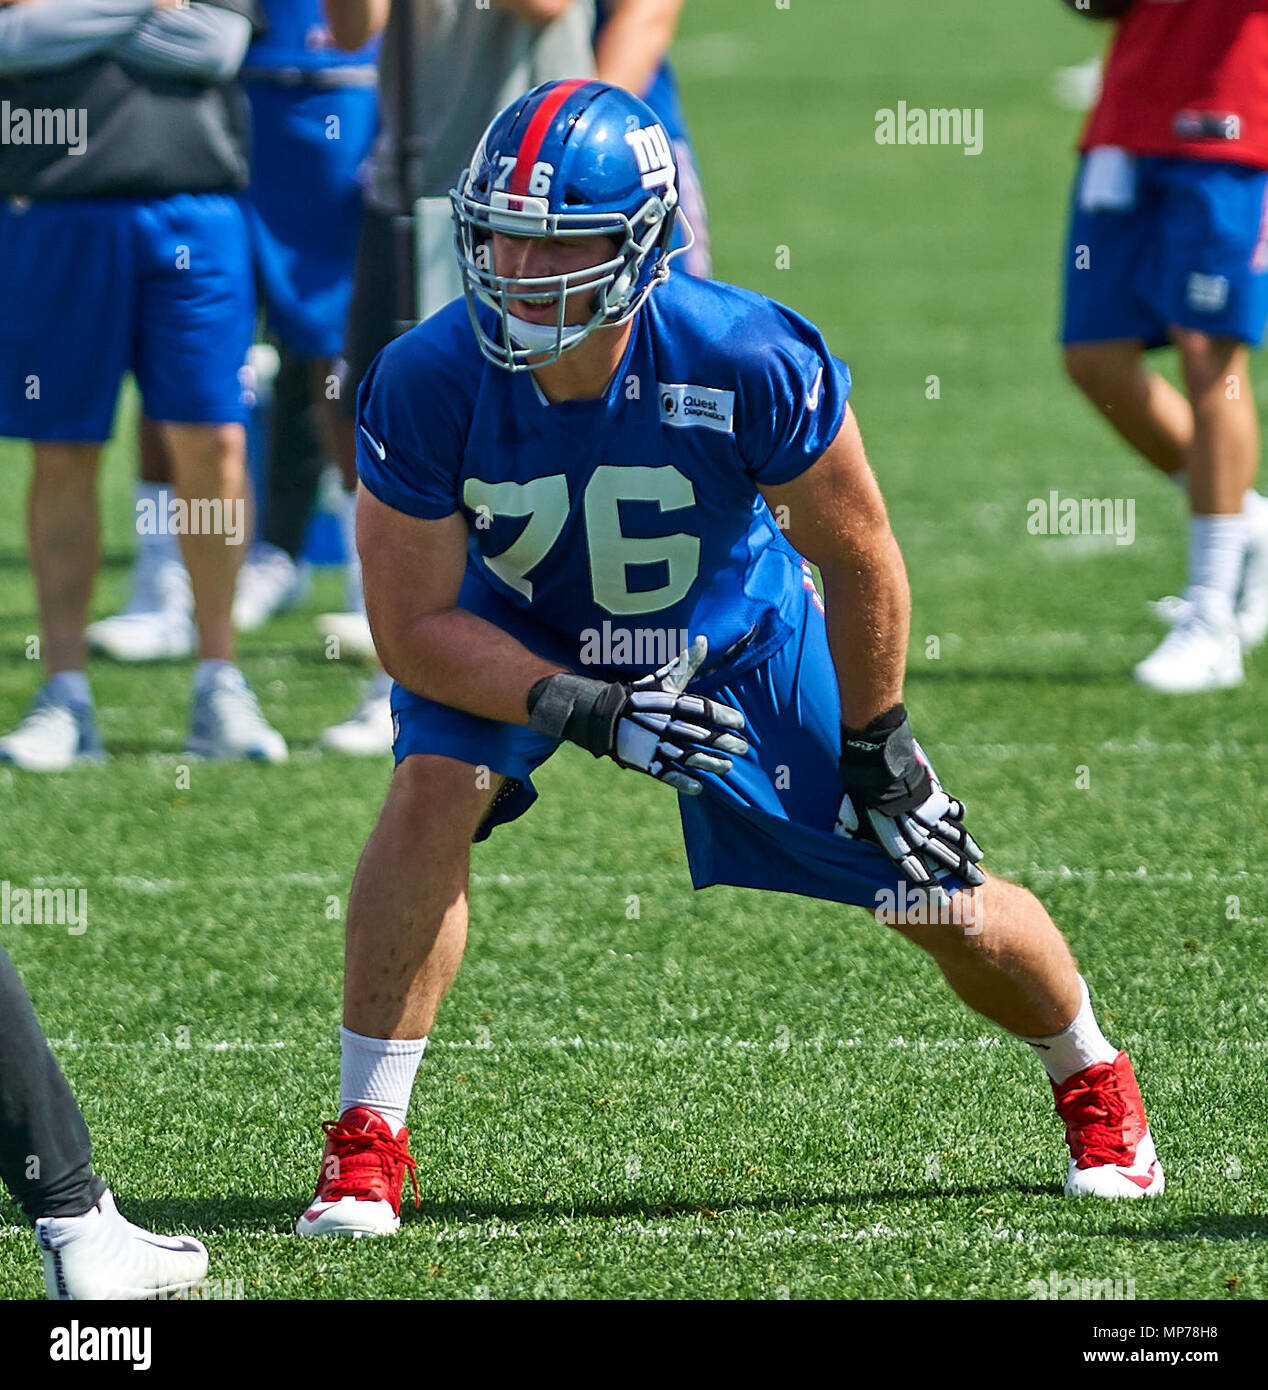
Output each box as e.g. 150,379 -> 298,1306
1172,328 -> 1241,396
1062,342 -> 1131,402
388,753 -> 501,845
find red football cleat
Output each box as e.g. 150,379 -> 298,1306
295,1106 -> 419,1237
1053,1052 -> 1164,1198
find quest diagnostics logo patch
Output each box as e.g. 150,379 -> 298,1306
657,383 -> 735,434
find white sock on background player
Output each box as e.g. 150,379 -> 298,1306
1169,470 -> 1264,605
1016,975 -> 1119,1084
339,488 -> 365,617
339,1026 -> 427,1132
1188,513 -> 1249,605
135,483 -> 183,583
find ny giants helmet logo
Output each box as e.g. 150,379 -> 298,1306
625,124 -> 675,191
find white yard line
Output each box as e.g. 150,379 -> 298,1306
39,1035 -> 1268,1054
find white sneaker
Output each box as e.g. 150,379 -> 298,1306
35,1189 -> 208,1300
232,543 -> 310,633
0,686 -> 106,772
1236,496 -> 1268,650
87,560 -> 195,662
1133,587 -> 1243,692
315,610 -> 377,662
321,673 -> 394,756
185,665 -> 288,763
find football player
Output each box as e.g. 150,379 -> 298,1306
1061,0 -> 1268,691
297,80 -> 1164,1237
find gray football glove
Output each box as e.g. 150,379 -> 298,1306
526,637 -> 748,795
834,704 -> 985,907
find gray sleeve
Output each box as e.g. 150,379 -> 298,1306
0,0 -> 153,76
110,6 -> 253,82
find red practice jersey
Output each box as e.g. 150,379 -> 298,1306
1082,0 -> 1268,169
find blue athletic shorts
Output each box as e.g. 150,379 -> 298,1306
0,193 -> 255,442
1062,154 -> 1268,348
243,82 -> 378,360
391,575 -> 970,911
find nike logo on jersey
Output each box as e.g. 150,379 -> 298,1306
805,366 -> 824,412
359,425 -> 387,460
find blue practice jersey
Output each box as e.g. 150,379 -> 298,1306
246,0 -> 380,71
356,274 -> 850,684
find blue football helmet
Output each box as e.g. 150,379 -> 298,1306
450,79 -> 694,371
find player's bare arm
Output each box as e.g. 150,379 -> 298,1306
323,0 -> 389,50
594,0 -> 685,98
357,487 -> 566,728
759,403 -> 907,731
358,486 -> 748,794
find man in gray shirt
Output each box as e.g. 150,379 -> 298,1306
316,0 -> 595,755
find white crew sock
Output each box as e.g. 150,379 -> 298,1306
340,488 -> 365,616
45,670 -> 92,707
339,1026 -> 427,1132
135,483 -> 182,571
1188,513 -> 1249,605
1017,976 -> 1119,1085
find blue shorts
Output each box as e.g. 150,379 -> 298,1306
243,82 -> 378,360
391,580 -> 969,911
1062,154 -> 1268,348
0,193 -> 254,443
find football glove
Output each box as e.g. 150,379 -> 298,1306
525,637 -> 748,795
833,704 -> 985,907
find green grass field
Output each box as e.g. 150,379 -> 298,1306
0,0 -> 1264,1301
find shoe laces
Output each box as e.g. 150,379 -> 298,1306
1056,1065 -> 1131,1167
319,1116 -> 420,1208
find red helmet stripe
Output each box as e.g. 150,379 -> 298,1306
510,79 -> 589,197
